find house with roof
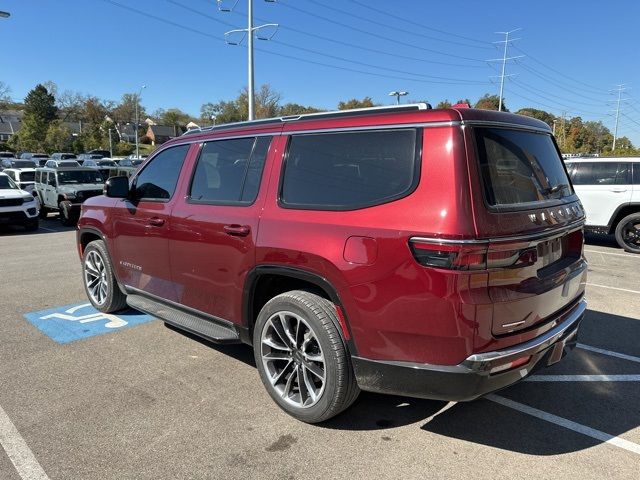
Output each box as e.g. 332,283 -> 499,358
144,124 -> 185,145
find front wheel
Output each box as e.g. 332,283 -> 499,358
615,213 -> 640,253
82,240 -> 128,313
59,202 -> 75,226
253,290 -> 359,423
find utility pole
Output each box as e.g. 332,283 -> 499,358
487,29 -> 524,112
611,84 -> 628,151
217,0 -> 278,121
108,128 -> 113,158
560,111 -> 567,150
134,85 -> 146,158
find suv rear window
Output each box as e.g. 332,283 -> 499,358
474,127 -> 573,207
281,129 -> 420,210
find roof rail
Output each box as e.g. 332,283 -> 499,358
182,103 -> 432,137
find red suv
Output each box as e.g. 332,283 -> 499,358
77,104 -> 587,423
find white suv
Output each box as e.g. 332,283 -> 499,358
565,157 -> 640,253
0,172 -> 40,231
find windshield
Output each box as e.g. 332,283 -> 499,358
0,176 -> 18,189
12,160 -> 36,168
474,127 -> 573,207
97,160 -> 117,166
19,171 -> 36,182
57,170 -> 104,184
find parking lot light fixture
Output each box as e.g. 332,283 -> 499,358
389,91 -> 408,105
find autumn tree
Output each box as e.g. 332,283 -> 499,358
278,103 -> 323,116
436,100 -> 452,109
338,97 -> 375,110
515,108 -> 555,127
474,94 -> 507,112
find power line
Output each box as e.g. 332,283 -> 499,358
275,0 -> 486,63
296,0 -> 493,50
347,0 -> 491,46
611,84 -> 628,150
100,0 -> 488,89
513,45 -> 609,96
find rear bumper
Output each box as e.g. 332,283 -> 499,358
352,298 -> 586,401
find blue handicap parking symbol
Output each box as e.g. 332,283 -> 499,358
24,302 -> 156,344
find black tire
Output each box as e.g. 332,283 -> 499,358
253,290 -> 360,423
24,219 -> 39,231
615,213 -> 640,253
82,239 -> 128,313
39,206 -> 48,219
59,202 -> 75,226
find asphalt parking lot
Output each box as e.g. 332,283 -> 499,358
1,220 -> 639,480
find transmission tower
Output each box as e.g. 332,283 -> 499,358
217,0 -> 279,121
611,84 -> 629,150
487,28 -> 524,111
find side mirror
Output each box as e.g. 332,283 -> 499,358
104,176 -> 130,198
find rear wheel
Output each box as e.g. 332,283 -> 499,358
253,290 -> 359,423
614,213 -> 640,253
82,240 -> 128,313
59,202 -> 75,226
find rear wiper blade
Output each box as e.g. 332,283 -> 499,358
545,183 -> 569,195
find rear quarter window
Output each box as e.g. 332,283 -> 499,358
280,129 -> 420,210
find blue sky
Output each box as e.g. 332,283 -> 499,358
3,0 -> 640,144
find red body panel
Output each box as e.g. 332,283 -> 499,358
78,107 -> 586,369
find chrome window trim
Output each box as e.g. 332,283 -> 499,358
283,121 -> 459,136
410,219 -> 585,245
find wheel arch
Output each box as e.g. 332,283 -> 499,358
242,265 -> 356,353
608,203 -> 640,234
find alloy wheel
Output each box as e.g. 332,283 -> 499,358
260,311 -> 326,408
621,219 -> 640,250
84,250 -> 108,305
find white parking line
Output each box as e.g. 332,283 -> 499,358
525,374 -> 640,382
578,344 -> 640,364
586,283 -> 640,295
0,403 -> 50,480
486,394 -> 640,455
584,249 -> 640,259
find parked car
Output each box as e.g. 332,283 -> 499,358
44,160 -> 81,168
35,167 -> 104,225
0,172 -> 39,230
1,159 -> 36,170
50,153 -> 78,161
0,151 -> 15,160
2,168 -> 37,195
106,166 -> 137,178
77,153 -> 104,165
87,149 -> 111,158
565,157 -> 640,253
77,105 -> 587,423
116,158 -> 144,167
19,153 -> 48,161
83,158 -> 118,180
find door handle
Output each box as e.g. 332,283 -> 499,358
610,188 -> 627,193
223,224 -> 250,237
147,217 -> 165,227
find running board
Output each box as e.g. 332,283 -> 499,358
126,294 -> 240,344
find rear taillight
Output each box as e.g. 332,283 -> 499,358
409,240 -> 487,270
410,238 -> 542,271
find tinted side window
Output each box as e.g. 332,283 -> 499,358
281,129 -> 419,210
47,173 -> 56,187
134,145 -> 189,200
633,164 -> 640,185
571,162 -> 630,185
189,136 -> 270,204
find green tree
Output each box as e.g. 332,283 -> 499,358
474,94 -> 507,112
44,121 -> 72,153
278,103 -> 323,116
338,97 -> 375,110
158,108 -> 193,127
515,108 -> 555,127
436,100 -> 452,109
111,93 -> 145,125
9,84 -> 58,151
199,84 -> 283,124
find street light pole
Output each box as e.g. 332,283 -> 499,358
388,91 -> 408,105
134,85 -> 146,158
108,129 -> 113,158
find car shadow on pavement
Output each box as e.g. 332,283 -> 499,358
0,217 -> 76,236
585,232 -> 619,249
422,309 -> 640,455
